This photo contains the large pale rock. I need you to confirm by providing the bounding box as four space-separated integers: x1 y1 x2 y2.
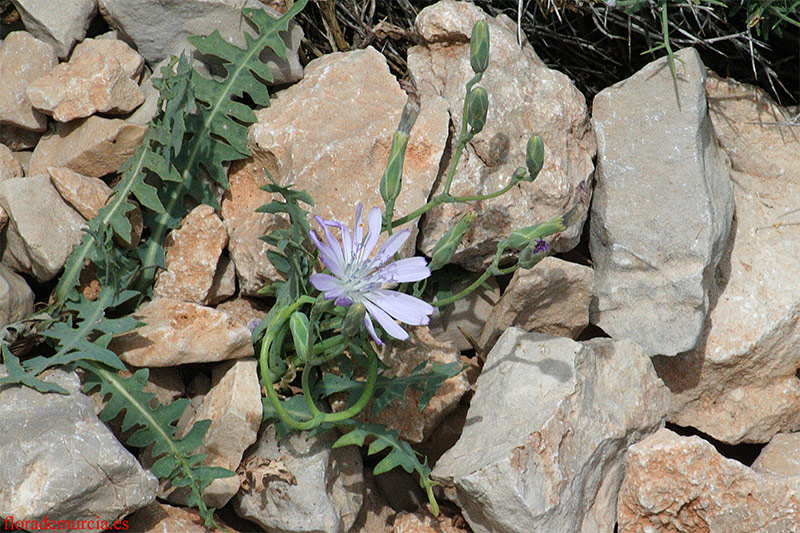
432 328 670 533
10 0 96 58
154 205 229 305
235 426 365 533
0 175 87 282
652 74 800 444
479 256 593 351
159 358 261 508
0 263 33 327
27 44 144 122
30 116 146 177
0 367 157 532
752 433 800 477
0 143 24 181
73 37 145 81
393 512 469 533
126 501 219 533
590 48 734 356
618 428 800 532
47 166 113 220
232 47 449 294
99 0 303 84
429 276 500 352
110 298 253 367
410 1 595 270
0 31 57 131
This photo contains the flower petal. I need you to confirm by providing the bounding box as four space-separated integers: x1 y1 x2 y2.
353 203 364 248
309 273 341 292
372 256 430 284
308 229 345 277
364 289 433 326
362 312 384 345
359 207 382 262
317 215 346 268
363 299 409 341
368 229 410 269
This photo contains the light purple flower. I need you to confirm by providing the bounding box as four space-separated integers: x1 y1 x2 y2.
308 204 433 345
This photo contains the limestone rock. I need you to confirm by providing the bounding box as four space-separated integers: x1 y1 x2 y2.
126 501 221 533
0 367 157 531
10 0 96 58
154 205 229 305
0 175 87 282
752 433 800 477
235 426 365 533
0 263 34 327
72 37 145 81
410 1 595 270
429 276 499 352
206 254 236 305
432 328 670 533
618 428 800 532
110 298 253 367
235 47 448 293
98 0 303 85
27 43 144 122
651 75 800 444
0 31 57 131
393 512 469 533
30 116 146 177
480 256 593 351
159 358 261 508
0 143 23 181
590 48 734 356
47 166 113 220
213 296 268 332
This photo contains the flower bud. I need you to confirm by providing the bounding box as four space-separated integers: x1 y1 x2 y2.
380 131 410 209
502 215 567 251
518 239 549 269
289 311 310 361
525 134 545 179
470 20 490 74
429 212 477 271
342 302 367 338
466 86 489 134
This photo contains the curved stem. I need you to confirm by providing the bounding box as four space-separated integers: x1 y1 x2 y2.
301 364 323 418
318 349 378 423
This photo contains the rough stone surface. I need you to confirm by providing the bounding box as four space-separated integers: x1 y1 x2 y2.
0 367 157 532
10 0 96 58
0 175 87 282
47 166 113 220
213 296 268 332
752 433 800 477
126 501 222 533
429 276 500 352
235 426 365 533
27 44 144 122
206 253 236 305
590 48 734 357
234 47 448 293
0 31 57 131
98 0 303 85
0 263 34 328
480 257 593 351
432 328 670 533
158 358 261 508
154 205 229 305
410 1 595 270
651 74 800 444
0 143 24 181
30 116 146 178
618 428 800 532
72 37 145 81
393 512 469 533
110 298 254 367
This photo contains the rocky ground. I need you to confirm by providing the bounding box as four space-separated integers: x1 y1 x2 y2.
0 0 799 532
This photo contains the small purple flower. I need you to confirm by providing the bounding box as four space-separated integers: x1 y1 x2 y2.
308 204 433 345
533 239 549 254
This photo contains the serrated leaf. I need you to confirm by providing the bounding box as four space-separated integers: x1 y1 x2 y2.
0 345 68 394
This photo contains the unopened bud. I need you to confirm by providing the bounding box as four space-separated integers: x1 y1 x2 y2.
380 131 410 208
466 86 489 134
502 215 567 251
525 134 545 179
342 303 367 338
470 20 490 74
429 212 477 271
518 239 549 269
289 311 310 361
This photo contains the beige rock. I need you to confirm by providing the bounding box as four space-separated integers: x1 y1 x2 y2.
753 433 800 477
206 254 236 305
214 296 269 333
0 144 24 181
239 47 449 293
0 31 57 131
30 116 146 178
393 512 469 533
0 175 87 281
349 471 396 533
0 263 34 328
47 166 113 220
154 205 229 305
371 326 469 443
162 358 261 508
72 37 145 81
652 75 800 444
11 150 32 176
410 1 595 270
27 48 144 122
429 276 499 352
618 428 800 532
479 257 593 351
110 298 253 367
126 501 222 533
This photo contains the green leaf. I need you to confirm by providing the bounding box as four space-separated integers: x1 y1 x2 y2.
0 345 68 394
